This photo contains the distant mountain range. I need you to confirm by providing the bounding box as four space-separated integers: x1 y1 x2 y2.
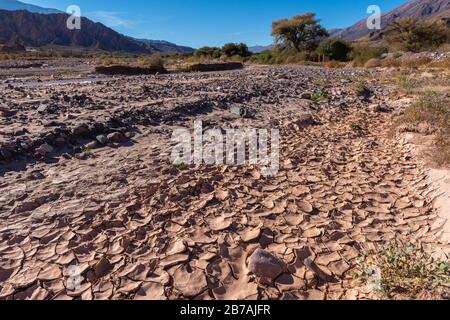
248 45 274 53
132 39 195 54
328 0 449 40
0 0 194 54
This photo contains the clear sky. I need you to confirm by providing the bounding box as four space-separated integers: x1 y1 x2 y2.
26 0 409 48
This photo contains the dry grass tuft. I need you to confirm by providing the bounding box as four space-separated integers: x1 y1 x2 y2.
397 91 450 166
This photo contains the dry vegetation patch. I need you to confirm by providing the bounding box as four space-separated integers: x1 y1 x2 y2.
354 239 449 299
396 91 450 166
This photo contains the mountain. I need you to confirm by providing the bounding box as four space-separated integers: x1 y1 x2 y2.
0 0 61 14
0 10 151 53
330 0 450 41
0 9 194 54
249 45 274 53
132 39 195 54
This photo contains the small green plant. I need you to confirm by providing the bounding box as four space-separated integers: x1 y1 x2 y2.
81 146 94 156
312 87 328 102
396 75 415 93
353 80 371 97
172 161 187 171
353 239 450 298
350 122 364 131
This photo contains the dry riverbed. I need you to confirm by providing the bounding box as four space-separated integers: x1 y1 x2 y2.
0 64 448 300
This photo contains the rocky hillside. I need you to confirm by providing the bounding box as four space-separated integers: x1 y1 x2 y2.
0 9 193 54
329 0 450 40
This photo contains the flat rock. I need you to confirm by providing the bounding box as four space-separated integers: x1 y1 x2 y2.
247 249 286 279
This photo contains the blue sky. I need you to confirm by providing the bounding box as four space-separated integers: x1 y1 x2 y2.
26 0 408 48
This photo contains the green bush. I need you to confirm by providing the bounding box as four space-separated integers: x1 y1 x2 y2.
250 47 309 65
222 43 252 58
194 46 222 59
317 39 352 61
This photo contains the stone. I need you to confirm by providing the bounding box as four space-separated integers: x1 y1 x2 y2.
37 105 47 113
293 113 316 127
107 132 126 143
85 141 98 150
96 135 108 145
36 143 53 156
247 249 286 279
173 266 207 298
94 257 113 278
300 92 312 100
72 124 90 136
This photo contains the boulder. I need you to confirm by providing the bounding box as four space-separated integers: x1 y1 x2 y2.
107 132 126 143
247 249 286 279
36 143 53 156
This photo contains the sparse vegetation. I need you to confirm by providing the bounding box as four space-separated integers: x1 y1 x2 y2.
312 87 328 102
397 91 450 166
172 161 187 171
350 122 364 132
193 43 252 62
385 18 450 52
354 239 449 298
316 39 352 61
396 75 416 94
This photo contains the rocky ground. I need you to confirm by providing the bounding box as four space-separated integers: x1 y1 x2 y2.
0 65 448 300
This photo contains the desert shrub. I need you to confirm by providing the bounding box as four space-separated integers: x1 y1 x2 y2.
194 46 222 59
403 91 449 131
250 48 309 65
350 45 388 66
354 239 449 298
317 39 352 61
385 18 450 52
144 55 165 68
250 50 276 64
399 91 450 166
222 43 252 58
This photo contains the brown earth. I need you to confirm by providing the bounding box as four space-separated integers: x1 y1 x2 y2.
0 65 448 300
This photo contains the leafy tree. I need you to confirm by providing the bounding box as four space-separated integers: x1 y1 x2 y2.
384 18 449 52
272 13 328 51
222 43 252 57
317 39 352 61
194 46 222 59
